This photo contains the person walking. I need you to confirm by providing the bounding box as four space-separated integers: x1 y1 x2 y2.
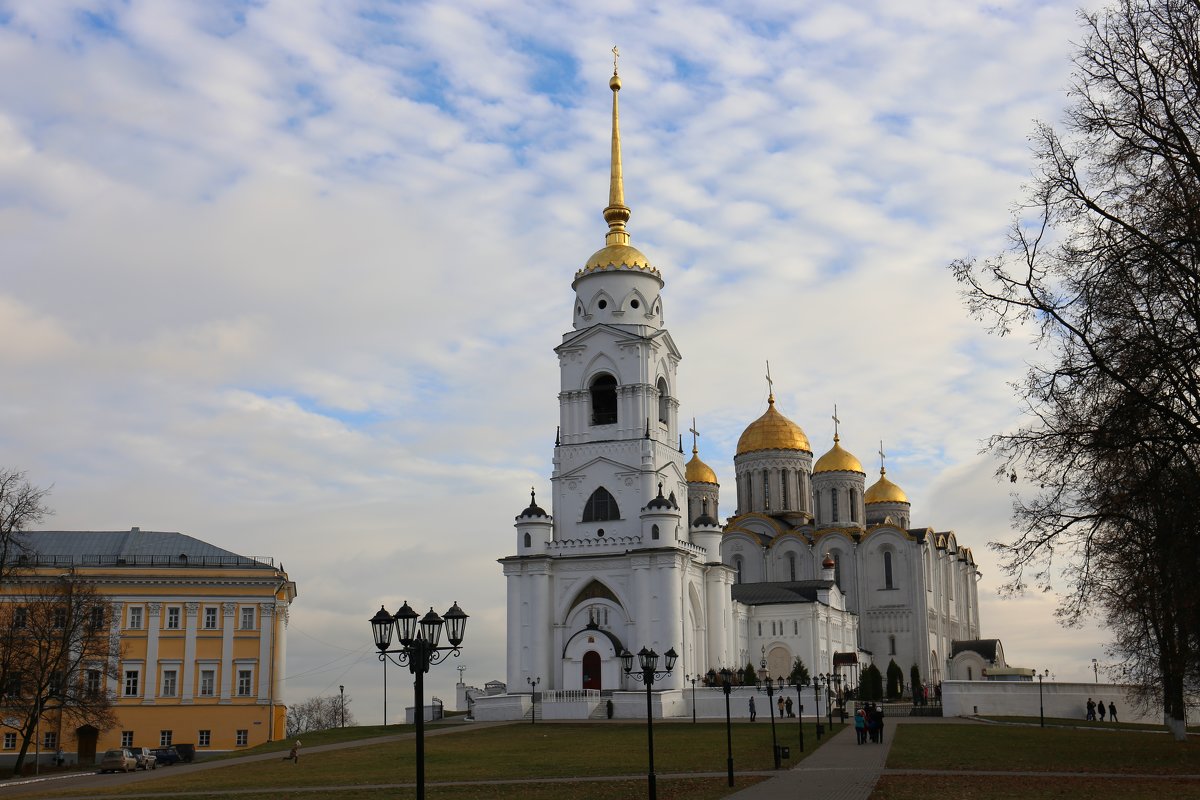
1097 700 1106 721
785 696 794 717
1108 701 1118 722
1086 698 1096 720
875 704 886 744
748 696 756 722
854 708 866 744
777 695 785 718
284 740 301 764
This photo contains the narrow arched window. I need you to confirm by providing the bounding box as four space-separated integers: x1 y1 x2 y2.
651 524 660 540
734 556 744 584
590 374 618 425
781 470 789 509
582 487 620 522
763 470 770 510
831 489 839 521
657 377 669 424
788 552 797 581
523 533 531 547
833 552 842 588
849 489 858 522
884 550 894 589
889 635 896 655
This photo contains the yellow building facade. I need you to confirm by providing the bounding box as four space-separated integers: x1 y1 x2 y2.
3 529 296 765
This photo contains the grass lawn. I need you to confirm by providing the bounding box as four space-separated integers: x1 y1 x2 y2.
888 722 1199 774
34 721 817 799
981 716 1200 734
873 775 1199 800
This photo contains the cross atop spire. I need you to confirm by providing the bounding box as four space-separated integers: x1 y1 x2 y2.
689 417 700 454
832 404 841 441
612 45 619 75
765 361 775 403
878 440 887 474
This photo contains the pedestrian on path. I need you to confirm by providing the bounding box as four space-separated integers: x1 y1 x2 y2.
854 708 866 744
785 696 794 717
777 695 785 718
1108 701 1118 722
284 741 301 764
1098 700 1106 721
1086 698 1096 720
749 696 756 721
875 705 886 744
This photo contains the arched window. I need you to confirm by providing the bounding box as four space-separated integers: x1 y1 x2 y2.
849 489 858 522
582 487 620 522
590 374 618 425
889 635 896 655
651 524 660 540
884 550 894 589
734 556 744 584
831 489 839 521
523 533 531 547
788 552 797 581
762 470 770 510
781 470 789 509
657 377 669 424
832 552 842 588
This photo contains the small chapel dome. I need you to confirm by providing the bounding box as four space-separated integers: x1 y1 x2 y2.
579 243 657 276
736 395 811 455
813 435 865 474
644 483 677 511
865 468 909 505
685 446 718 484
822 552 836 569
516 488 549 520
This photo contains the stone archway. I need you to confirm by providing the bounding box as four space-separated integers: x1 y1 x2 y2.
767 645 791 680
75 725 99 765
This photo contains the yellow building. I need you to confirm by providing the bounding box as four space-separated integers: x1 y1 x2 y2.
3 528 296 765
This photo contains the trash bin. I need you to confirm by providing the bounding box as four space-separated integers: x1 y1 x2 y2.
780 746 790 759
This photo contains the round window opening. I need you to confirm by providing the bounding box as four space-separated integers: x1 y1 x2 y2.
630 299 640 309
576 305 582 315
597 299 607 310
597 528 605 537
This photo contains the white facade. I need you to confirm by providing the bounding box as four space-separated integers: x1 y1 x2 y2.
498 71 990 712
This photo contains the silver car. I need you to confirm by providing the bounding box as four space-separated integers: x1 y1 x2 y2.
98 748 136 773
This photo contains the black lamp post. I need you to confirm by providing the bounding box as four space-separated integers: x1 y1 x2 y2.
1037 668 1048 727
686 674 699 723
813 675 825 739
833 672 843 722
527 676 540 725
824 673 834 730
370 600 467 800
622 645 678 800
339 684 345 728
719 668 734 787
757 657 781 770
792 675 805 752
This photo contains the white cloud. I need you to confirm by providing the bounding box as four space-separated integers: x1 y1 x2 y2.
0 0 1115 718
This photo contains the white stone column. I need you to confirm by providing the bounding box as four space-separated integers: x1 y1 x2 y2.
504 566 523 688
530 565 552 689
143 602 161 704
220 602 236 703
182 602 198 703
257 603 275 702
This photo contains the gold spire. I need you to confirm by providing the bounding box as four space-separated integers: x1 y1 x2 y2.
603 45 630 246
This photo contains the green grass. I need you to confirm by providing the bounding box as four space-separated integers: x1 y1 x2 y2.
887 723 1200 774
874 775 1200 800
981 715 1200 733
36 721 819 798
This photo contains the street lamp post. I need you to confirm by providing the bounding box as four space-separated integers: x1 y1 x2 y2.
1092 658 1098 683
527 676 540 725
370 601 468 800
339 684 345 728
1038 669 1048 727
792 676 805 753
719 668 735 787
824 673 834 730
622 645 678 800
813 675 825 739
686 674 699 723
757 658 781 770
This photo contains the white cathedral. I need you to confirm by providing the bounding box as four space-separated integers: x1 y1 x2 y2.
492 66 996 715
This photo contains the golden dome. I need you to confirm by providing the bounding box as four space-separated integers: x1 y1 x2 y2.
813 435 864 474
685 446 718 484
578 243 659 275
865 468 909 504
736 396 811 455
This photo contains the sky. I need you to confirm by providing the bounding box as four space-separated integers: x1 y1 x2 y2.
1 0 1113 722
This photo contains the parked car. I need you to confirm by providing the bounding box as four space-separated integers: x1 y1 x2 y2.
130 747 156 770
173 743 196 763
98 748 137 773
152 745 181 766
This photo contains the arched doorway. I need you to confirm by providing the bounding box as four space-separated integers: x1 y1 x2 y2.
767 646 791 680
76 725 99 765
582 651 602 690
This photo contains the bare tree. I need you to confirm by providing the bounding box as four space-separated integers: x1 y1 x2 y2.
951 0 1200 739
0 470 52 584
285 693 357 737
0 578 120 775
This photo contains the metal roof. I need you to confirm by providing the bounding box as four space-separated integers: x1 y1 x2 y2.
731 580 835 606
13 530 274 569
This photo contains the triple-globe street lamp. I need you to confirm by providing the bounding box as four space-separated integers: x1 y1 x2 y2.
1037 668 1050 727
370 601 468 800
622 646 678 800
791 674 805 753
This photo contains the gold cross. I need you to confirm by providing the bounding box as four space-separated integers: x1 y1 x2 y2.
832 404 840 438
612 46 620 75
765 361 774 399
878 441 886 471
689 417 700 452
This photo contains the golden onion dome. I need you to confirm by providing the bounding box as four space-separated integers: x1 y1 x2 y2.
576 243 661 280
813 435 864 474
736 396 811 455
865 468 909 504
685 446 719 484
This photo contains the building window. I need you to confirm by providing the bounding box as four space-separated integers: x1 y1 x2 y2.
589 374 618 425
200 669 215 697
162 669 178 697
198 730 211 747
651 524 659 540
12 606 27 628
124 670 140 697
240 607 255 630
762 470 770 510
523 532 531 547
889 635 896 655
128 607 143 629
657 377 669 424
831 489 839 521
833 552 842 588
236 729 248 747
237 669 253 696
757 622 762 636
43 731 57 749
884 551 894 589
89 606 106 631
204 607 219 629
850 489 859 522
788 552 796 581
3 732 15 749
794 620 798 635
86 669 102 695
734 556 744 584
160 730 173 747
52 608 66 628
581 487 620 522
166 607 181 629
121 731 134 748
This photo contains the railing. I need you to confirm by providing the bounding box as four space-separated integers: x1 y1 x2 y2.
542 689 600 703
10 553 275 568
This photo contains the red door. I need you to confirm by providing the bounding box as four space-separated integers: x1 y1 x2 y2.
582 651 602 690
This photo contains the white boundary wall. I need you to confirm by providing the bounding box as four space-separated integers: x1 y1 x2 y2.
942 680 1159 724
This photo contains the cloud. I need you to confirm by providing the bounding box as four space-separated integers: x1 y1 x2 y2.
1 0 1113 717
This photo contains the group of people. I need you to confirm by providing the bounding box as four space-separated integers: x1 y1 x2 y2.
1086 698 1118 722
747 694 799 721
853 704 885 744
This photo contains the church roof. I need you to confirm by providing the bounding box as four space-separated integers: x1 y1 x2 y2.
15 530 273 568
685 446 718 484
731 580 836 606
736 395 811 455
813 436 864 474
865 467 909 504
